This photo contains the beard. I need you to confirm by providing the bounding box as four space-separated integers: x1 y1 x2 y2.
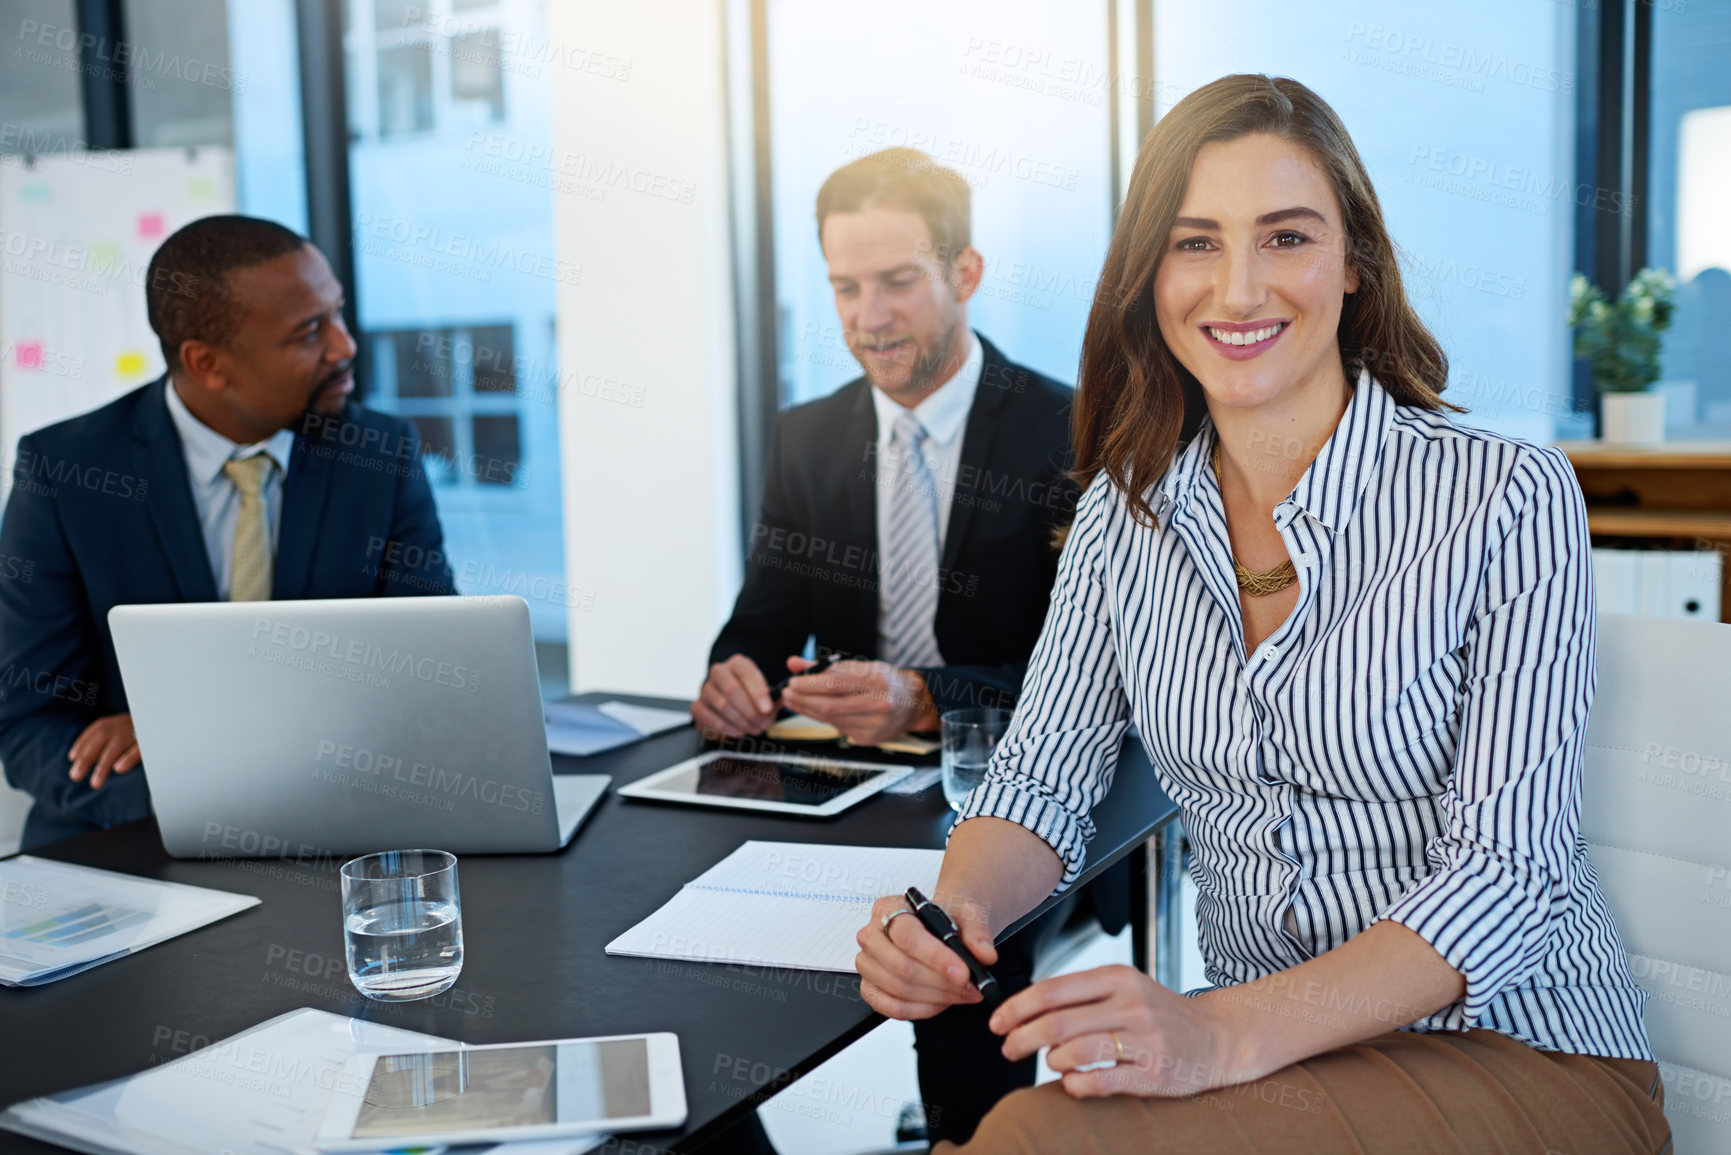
305 363 355 416
856 314 963 400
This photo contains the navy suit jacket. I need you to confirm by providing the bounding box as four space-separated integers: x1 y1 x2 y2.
0 377 456 846
710 335 1078 713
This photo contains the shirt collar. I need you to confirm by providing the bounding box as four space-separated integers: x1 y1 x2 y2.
1285 367 1393 532
164 379 296 487
1157 367 1394 534
869 329 984 446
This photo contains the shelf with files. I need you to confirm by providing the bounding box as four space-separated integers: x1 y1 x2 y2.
1556 441 1731 623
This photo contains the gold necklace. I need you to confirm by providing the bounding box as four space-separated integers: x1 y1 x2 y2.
1211 441 1298 597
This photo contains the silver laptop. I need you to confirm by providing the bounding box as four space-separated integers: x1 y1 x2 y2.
108 596 609 858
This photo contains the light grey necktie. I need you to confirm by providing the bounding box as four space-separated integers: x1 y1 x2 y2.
880 411 944 667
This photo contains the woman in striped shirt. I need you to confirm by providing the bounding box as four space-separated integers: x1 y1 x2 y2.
853 75 1668 1153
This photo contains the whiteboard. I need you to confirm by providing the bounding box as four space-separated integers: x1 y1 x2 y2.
0 147 236 460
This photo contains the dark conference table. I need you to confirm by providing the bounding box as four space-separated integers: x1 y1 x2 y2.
0 695 1178 1154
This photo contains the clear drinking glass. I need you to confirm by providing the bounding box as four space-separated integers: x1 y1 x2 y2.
341 849 463 1001
941 708 1012 812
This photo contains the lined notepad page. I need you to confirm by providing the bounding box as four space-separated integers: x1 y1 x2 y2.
605 841 945 972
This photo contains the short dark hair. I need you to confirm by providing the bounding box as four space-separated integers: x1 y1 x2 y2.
815 148 972 265
145 214 309 370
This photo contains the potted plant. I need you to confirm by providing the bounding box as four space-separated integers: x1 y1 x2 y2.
1568 268 1676 443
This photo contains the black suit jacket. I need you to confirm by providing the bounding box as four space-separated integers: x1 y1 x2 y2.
0 377 456 845
711 335 1078 712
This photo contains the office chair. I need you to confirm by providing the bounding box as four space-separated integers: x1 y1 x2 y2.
1583 613 1731 1154
853 611 1731 1154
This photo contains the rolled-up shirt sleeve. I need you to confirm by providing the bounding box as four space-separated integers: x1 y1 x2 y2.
954 476 1131 888
1374 446 1595 1027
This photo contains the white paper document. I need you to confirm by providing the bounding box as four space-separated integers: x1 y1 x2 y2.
595 700 689 737
0 856 259 987
882 767 944 795
605 841 945 972
0 1007 607 1155
544 699 690 757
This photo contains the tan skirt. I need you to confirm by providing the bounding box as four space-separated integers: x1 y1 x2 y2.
935 1028 1669 1155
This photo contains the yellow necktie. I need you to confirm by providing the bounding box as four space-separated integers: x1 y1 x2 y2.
223 455 275 602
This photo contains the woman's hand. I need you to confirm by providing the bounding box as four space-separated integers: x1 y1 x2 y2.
991 964 1242 1099
854 893 995 1020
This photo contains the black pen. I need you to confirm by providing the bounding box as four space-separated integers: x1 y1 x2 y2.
768 655 837 700
905 886 1001 1007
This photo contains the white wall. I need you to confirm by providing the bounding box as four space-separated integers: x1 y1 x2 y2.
548 1 742 698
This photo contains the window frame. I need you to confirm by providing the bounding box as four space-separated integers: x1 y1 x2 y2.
369 323 525 491
1572 0 1655 430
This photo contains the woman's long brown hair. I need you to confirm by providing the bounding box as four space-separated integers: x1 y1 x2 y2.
1074 74 1458 526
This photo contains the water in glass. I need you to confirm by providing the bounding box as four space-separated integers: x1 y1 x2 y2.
344 897 463 1000
941 708 1012 813
942 753 992 811
341 849 463 1002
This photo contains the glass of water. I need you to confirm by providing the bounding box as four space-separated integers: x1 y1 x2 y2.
941 708 1012 813
340 849 463 1002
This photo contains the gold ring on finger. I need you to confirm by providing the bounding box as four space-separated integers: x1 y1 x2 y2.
1111 1030 1127 1063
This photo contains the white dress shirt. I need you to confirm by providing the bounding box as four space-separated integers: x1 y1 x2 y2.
164 382 296 600
870 330 983 650
961 372 1652 1062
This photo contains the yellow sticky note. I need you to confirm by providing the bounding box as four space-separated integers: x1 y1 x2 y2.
187 177 216 201
116 351 147 377
88 242 120 272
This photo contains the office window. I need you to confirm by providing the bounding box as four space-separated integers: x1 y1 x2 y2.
4 0 308 227
765 0 1113 406
0 0 267 158
348 0 507 140
377 43 435 137
370 324 525 489
451 32 506 121
123 0 237 148
0 0 83 155
374 0 420 30
471 323 517 392
344 0 570 659
1648 4 1731 433
1152 0 1577 445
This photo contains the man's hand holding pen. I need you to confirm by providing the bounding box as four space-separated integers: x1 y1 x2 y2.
692 652 940 743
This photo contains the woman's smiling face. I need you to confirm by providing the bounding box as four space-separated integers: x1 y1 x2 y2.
1153 132 1360 414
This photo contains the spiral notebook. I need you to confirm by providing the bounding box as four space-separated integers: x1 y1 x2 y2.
605 841 945 973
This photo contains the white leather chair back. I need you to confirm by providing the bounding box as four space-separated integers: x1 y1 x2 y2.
1583 613 1731 1153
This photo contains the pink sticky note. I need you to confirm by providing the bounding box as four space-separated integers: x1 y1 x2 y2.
15 341 44 370
138 212 165 240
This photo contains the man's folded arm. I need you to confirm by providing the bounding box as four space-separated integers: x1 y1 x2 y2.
0 435 150 826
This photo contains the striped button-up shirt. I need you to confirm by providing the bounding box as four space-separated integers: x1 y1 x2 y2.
960 372 1652 1060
